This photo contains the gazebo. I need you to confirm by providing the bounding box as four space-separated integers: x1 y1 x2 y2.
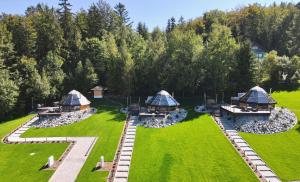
238 86 276 110
146 90 180 113
60 90 91 112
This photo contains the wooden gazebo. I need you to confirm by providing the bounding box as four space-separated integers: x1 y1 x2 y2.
60 90 91 112
238 86 276 110
146 90 180 113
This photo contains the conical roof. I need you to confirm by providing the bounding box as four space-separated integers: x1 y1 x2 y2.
61 90 91 106
239 86 276 104
146 90 180 107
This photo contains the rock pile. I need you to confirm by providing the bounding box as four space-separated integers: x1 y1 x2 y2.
232 107 297 134
31 108 96 128
138 109 188 128
194 105 210 113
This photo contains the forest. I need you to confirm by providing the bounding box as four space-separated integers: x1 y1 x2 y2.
0 0 300 118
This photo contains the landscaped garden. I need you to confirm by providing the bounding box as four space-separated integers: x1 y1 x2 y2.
0 100 125 182
129 112 258 182
0 115 68 182
241 90 300 181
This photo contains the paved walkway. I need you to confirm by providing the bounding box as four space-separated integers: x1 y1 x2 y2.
214 117 281 182
113 116 137 182
49 137 97 182
5 117 97 182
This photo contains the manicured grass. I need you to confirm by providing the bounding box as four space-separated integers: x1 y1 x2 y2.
0 115 68 182
129 113 258 182
241 90 300 181
23 101 125 181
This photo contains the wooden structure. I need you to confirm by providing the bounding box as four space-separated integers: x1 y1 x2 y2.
91 86 103 99
146 90 180 113
238 86 276 110
221 86 276 119
60 90 91 112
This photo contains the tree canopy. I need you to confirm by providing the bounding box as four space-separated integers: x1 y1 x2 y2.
0 0 299 119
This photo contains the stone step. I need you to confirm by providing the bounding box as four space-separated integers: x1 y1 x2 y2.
245 151 257 156
128 126 136 128
124 139 135 143
240 147 253 152
127 129 136 132
259 171 277 177
113 177 127 182
233 139 246 143
115 172 128 178
121 151 132 156
123 143 134 147
251 159 265 166
126 132 136 135
236 143 249 147
230 136 242 139
256 165 271 171
226 129 237 132
118 160 130 166
122 147 133 151
264 177 281 182
247 155 260 160
120 156 131 161
125 135 135 139
116 165 130 172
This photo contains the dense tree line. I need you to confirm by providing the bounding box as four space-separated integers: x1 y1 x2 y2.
0 0 299 119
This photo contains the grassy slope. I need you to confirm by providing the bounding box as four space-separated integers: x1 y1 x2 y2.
23 103 125 181
129 114 257 182
0 115 68 182
241 90 300 181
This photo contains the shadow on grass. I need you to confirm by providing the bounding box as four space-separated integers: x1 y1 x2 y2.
294 124 300 134
159 153 174 181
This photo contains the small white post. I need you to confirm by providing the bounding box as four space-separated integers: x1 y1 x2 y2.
100 156 104 168
48 156 54 167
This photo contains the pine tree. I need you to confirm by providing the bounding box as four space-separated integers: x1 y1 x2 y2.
114 3 132 27
166 19 171 33
170 17 176 31
58 0 73 40
137 22 149 39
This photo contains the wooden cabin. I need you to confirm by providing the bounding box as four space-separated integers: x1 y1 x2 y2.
91 86 103 99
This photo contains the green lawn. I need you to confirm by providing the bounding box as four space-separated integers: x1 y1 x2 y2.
241 90 300 181
129 113 258 182
23 101 125 182
0 115 68 182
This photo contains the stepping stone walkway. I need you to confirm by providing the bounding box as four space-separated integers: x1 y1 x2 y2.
113 116 137 182
214 117 281 182
4 117 98 182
